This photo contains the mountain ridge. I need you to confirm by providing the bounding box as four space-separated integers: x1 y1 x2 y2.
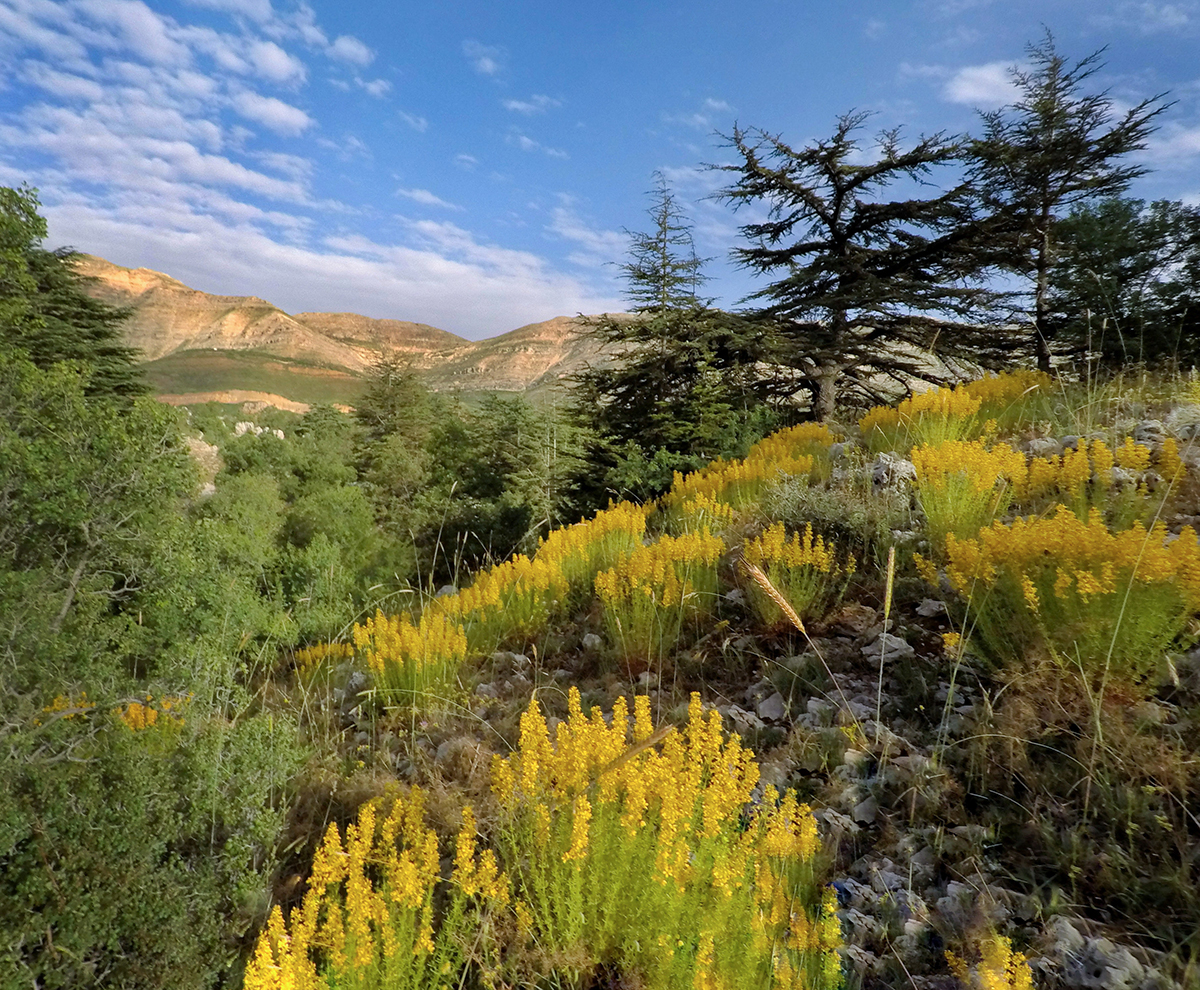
74 254 618 403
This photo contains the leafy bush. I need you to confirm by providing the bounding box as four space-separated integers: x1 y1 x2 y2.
0 692 301 989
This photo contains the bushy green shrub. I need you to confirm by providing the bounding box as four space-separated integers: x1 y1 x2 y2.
0 690 303 989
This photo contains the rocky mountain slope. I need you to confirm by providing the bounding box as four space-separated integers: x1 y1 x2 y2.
75 255 614 403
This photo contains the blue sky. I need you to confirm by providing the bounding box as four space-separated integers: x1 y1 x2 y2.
1 0 1198 339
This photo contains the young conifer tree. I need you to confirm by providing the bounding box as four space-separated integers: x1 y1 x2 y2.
572 173 775 500
967 32 1172 372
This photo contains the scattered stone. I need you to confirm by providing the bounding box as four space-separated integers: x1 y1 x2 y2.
756 691 788 722
475 682 499 699
915 598 947 618
1061 434 1081 451
852 796 878 826
807 697 835 719
744 678 774 706
722 704 766 733
1134 420 1166 444
723 587 745 603
552 669 572 682
871 452 918 491
861 632 916 663
435 584 457 598
828 602 879 637
1061 935 1147 990
816 808 861 836
581 632 602 651
1025 436 1064 458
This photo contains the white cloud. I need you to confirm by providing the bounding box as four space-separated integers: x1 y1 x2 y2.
0 0 625 336
397 110 428 132
246 39 305 83
21 61 106 102
502 94 561 114
231 90 312 135
462 39 503 76
661 110 712 131
396 187 462 210
185 0 276 23
1092 2 1196 33
702 97 732 113
864 18 886 38
317 133 370 160
942 61 1019 107
74 0 191 67
1147 124 1200 163
328 34 372 66
454 153 478 170
547 200 626 269
251 149 312 180
508 131 568 159
358 77 390 97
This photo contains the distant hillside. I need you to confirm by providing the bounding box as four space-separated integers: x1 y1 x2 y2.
75 255 617 406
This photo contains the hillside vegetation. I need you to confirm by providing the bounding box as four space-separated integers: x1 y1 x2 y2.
5 33 1200 990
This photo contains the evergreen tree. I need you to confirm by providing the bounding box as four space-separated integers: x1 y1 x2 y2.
0 185 145 397
1048 197 1200 366
967 32 1171 372
716 113 991 420
572 173 777 501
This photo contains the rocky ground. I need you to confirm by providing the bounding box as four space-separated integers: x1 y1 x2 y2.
282 414 1200 990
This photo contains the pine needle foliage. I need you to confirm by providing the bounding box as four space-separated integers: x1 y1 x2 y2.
715 113 995 420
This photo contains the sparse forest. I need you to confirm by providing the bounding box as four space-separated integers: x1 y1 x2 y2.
5 34 1200 990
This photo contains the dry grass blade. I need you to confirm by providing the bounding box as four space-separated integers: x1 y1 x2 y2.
738 556 865 740
741 559 806 634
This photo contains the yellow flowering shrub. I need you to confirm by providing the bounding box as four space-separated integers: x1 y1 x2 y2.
295 642 355 684
1011 438 1159 527
961 369 1055 433
35 691 95 725
927 505 1200 681
594 529 725 664
352 609 468 702
432 552 568 652
1158 435 1187 487
113 693 189 732
491 690 842 990
668 454 818 513
946 934 1034 990
911 440 1027 548
673 490 737 535
742 522 855 628
859 384 983 452
664 423 831 517
243 788 505 990
536 499 653 589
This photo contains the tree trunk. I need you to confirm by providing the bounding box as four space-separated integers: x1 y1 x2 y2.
812 364 839 422
1034 215 1053 373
